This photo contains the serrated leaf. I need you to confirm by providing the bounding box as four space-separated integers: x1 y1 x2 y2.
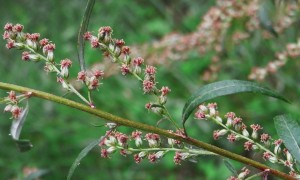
223 159 238 176
182 80 289 131
67 137 103 180
77 0 95 71
274 114 300 162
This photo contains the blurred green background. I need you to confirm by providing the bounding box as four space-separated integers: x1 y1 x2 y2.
1 0 300 179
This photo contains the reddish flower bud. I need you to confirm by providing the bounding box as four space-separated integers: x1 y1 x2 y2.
4 23 13 31
39 38 49 47
121 46 130 55
77 71 86 81
13 24 23 32
120 64 130 75
94 70 104 78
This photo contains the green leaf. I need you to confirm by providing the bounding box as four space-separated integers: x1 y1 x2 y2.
25 169 49 180
223 159 238 176
274 114 300 162
258 0 278 37
182 80 289 131
67 138 103 180
10 101 32 152
14 139 33 152
10 101 29 140
77 0 95 71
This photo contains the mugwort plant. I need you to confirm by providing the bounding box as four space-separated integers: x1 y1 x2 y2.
1 1 300 180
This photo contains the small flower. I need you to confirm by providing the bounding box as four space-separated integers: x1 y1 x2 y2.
91 37 100 48
227 133 237 142
11 105 22 119
132 130 143 147
273 139 282 155
206 103 217 116
121 46 130 55
77 71 86 81
39 38 49 47
4 23 13 31
3 31 10 40
43 43 55 61
145 133 160 147
250 124 263 139
263 152 277 163
195 111 206 119
115 132 129 147
133 57 144 66
101 149 109 158
88 76 99 90
148 153 157 163
145 65 156 76
173 151 182 165
134 154 142 163
120 64 130 75
6 40 15 49
13 24 23 32
21 51 39 61
83 31 92 40
213 129 228 140
160 86 171 96
260 133 271 144
145 103 152 110
238 167 250 179
115 39 125 48
225 112 235 127
94 70 104 79
8 91 17 102
142 79 155 93
98 26 112 43
244 141 253 151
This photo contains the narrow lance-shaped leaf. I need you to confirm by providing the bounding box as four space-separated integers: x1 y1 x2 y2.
77 0 95 71
67 137 104 180
274 114 300 162
182 80 289 132
10 101 33 152
223 159 238 176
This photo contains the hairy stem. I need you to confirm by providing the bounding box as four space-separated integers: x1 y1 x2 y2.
0 81 295 180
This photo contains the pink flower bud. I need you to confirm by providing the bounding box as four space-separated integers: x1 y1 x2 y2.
4 23 13 31
77 71 86 81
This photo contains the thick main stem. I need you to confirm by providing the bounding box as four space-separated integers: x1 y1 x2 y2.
0 82 295 180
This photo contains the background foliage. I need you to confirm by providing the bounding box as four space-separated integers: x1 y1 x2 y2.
1 0 300 179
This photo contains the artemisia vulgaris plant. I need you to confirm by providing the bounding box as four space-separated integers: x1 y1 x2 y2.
1 6 300 180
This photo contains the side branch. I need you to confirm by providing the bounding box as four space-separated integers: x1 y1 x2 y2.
0 82 294 180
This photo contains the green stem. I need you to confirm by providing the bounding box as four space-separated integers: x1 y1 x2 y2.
0 81 295 180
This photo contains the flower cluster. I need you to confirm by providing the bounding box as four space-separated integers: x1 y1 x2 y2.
83 26 175 127
249 38 300 81
3 23 96 106
99 128 205 165
3 90 32 119
194 103 300 177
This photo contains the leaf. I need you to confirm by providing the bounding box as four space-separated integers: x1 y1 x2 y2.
258 0 278 37
25 169 49 180
10 102 29 140
182 80 289 131
77 0 95 71
14 139 33 152
67 137 103 180
274 114 300 162
10 101 33 152
223 159 238 176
